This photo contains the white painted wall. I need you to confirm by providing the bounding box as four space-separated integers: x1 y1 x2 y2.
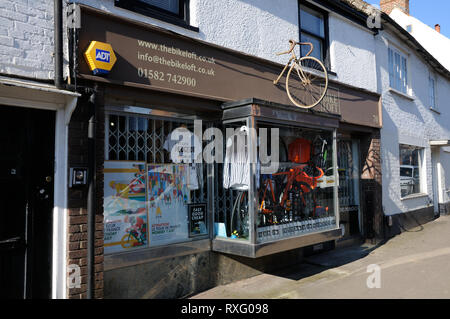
0 0 55 79
328 12 377 92
389 8 450 210
375 29 450 216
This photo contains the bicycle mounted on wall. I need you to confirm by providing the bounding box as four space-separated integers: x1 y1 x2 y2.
274 40 329 109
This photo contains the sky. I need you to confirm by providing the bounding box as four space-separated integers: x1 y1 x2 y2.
372 0 450 39
410 0 450 38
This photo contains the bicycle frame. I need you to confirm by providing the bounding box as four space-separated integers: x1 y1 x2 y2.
273 40 314 86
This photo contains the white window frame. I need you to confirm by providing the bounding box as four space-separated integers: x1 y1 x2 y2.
429 73 438 111
388 46 409 95
399 144 426 198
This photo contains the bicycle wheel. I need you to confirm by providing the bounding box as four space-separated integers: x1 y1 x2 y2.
120 233 138 249
293 181 317 218
286 56 328 109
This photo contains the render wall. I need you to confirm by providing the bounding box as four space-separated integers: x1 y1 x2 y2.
328 12 377 92
375 29 450 216
390 8 450 72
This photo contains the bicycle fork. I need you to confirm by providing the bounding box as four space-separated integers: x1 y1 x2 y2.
273 56 294 85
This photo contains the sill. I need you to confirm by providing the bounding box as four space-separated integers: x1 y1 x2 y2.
401 193 428 201
212 228 341 258
104 238 210 271
327 70 337 77
149 17 199 33
114 1 199 33
389 88 414 101
430 107 441 115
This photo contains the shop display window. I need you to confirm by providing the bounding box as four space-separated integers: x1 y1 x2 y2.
103 111 208 254
214 112 339 254
256 123 336 243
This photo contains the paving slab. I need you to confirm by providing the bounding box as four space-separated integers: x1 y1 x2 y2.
191 215 450 299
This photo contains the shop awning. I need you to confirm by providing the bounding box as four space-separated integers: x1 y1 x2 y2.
430 140 450 147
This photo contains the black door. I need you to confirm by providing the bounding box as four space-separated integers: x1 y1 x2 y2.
0 105 55 299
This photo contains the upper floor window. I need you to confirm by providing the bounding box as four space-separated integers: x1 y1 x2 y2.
429 74 437 110
299 4 329 66
115 0 198 31
388 47 408 94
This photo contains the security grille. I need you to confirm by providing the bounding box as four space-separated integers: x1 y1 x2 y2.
105 113 207 204
214 162 240 224
338 140 357 209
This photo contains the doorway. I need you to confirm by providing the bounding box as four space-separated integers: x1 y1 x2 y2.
338 139 362 239
0 105 55 299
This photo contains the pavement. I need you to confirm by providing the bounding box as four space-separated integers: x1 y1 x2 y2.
191 215 450 299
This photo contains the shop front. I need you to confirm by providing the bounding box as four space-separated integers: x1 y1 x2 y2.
71 4 382 298
212 99 341 258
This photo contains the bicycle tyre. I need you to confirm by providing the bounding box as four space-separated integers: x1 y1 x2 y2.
120 233 138 249
286 56 328 109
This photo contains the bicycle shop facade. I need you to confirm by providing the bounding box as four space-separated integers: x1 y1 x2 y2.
69 4 382 298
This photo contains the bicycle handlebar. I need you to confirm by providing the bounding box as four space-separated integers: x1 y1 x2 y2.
275 40 314 57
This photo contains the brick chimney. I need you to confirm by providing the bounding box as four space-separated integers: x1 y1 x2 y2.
380 0 410 15
435 24 441 33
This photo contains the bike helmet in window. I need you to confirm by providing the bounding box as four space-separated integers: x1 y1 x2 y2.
288 138 311 163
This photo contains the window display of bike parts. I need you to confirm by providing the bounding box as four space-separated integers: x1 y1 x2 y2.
258 134 332 227
258 178 327 227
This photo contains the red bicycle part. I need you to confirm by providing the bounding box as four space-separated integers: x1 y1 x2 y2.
259 179 276 211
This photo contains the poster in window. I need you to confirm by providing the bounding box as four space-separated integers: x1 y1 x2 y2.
103 161 148 254
147 164 190 246
188 203 208 237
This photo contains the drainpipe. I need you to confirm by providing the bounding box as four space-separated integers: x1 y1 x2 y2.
54 0 64 89
87 88 97 299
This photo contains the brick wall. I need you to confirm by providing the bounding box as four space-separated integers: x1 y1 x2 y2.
67 90 105 299
0 0 55 79
380 0 410 15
